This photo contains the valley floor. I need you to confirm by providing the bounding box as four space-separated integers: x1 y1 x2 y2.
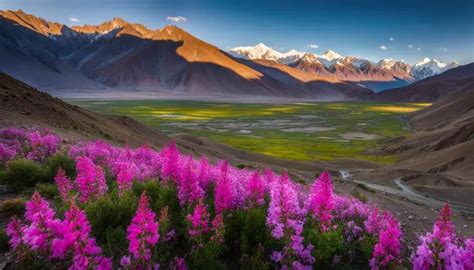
69 99 429 163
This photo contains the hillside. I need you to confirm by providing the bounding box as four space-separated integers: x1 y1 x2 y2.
0 10 371 99
379 85 474 203
375 63 474 102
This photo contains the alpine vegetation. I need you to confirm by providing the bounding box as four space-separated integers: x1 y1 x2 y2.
1 128 472 269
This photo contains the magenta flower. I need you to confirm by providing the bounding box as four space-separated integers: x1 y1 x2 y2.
307 170 334 231
117 162 134 194
411 203 472 270
369 213 402 269
127 192 159 262
247 171 265 205
54 168 73 202
178 155 204 206
51 201 111 269
6 217 25 250
160 141 179 181
75 156 108 203
186 200 210 238
214 161 234 214
197 156 211 191
0 142 17 165
23 192 62 252
26 130 61 161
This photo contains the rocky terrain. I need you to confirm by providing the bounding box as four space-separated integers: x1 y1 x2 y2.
375 63 474 102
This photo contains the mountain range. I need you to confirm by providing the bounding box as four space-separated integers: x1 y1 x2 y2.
229 43 458 90
0 9 464 100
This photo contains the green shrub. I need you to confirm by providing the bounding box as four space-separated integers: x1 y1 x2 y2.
85 193 137 258
0 159 46 192
35 183 59 199
0 229 10 252
43 153 76 181
303 218 344 269
0 197 26 217
188 242 225 270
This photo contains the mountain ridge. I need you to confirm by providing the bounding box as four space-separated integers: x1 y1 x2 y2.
229 43 458 87
0 9 371 99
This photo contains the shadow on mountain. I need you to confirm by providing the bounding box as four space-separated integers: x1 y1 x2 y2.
0 14 374 99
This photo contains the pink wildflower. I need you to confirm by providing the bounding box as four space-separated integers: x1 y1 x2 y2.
160 141 179 181
247 171 265 205
6 217 25 250
307 170 334 231
75 156 108 203
214 161 234 214
411 203 469 270
186 200 210 238
127 192 159 262
370 213 402 269
177 155 204 206
55 168 73 202
23 192 61 252
117 162 134 194
51 201 111 269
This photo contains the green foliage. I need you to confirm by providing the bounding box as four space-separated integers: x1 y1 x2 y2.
304 218 344 269
132 181 181 227
0 229 10 252
0 197 26 218
0 159 46 192
188 242 225 270
85 192 137 258
35 183 58 199
43 153 76 181
239 244 271 270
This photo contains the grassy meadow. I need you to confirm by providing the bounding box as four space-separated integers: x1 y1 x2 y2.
70 100 429 163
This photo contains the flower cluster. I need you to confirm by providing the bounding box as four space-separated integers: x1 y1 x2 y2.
1 128 432 269
123 192 160 266
0 128 60 164
411 203 473 270
75 156 108 203
6 192 111 269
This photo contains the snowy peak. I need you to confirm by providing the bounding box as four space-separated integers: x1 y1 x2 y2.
229 43 304 64
411 58 457 80
322 50 343 61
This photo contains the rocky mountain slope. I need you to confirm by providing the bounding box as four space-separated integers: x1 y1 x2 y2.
0 10 370 99
378 82 474 203
375 63 474 102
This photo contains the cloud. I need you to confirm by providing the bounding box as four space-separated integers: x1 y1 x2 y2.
69 17 80 23
380 45 387 50
408 44 413 48
417 47 422 51
167 16 187 23
440 47 448 51
389 37 394 41
307 44 319 49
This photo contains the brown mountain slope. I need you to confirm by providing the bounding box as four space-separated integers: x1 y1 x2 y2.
379 85 474 203
0 10 372 99
375 63 474 102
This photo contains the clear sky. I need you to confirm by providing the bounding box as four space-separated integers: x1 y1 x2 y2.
1 0 473 65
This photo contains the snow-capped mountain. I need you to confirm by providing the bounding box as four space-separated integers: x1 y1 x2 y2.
229 43 458 85
411 57 458 80
229 43 305 64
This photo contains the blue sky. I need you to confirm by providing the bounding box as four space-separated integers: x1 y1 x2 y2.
1 0 473 65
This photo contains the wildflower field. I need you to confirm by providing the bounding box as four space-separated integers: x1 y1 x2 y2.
0 128 472 269
70 100 430 163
